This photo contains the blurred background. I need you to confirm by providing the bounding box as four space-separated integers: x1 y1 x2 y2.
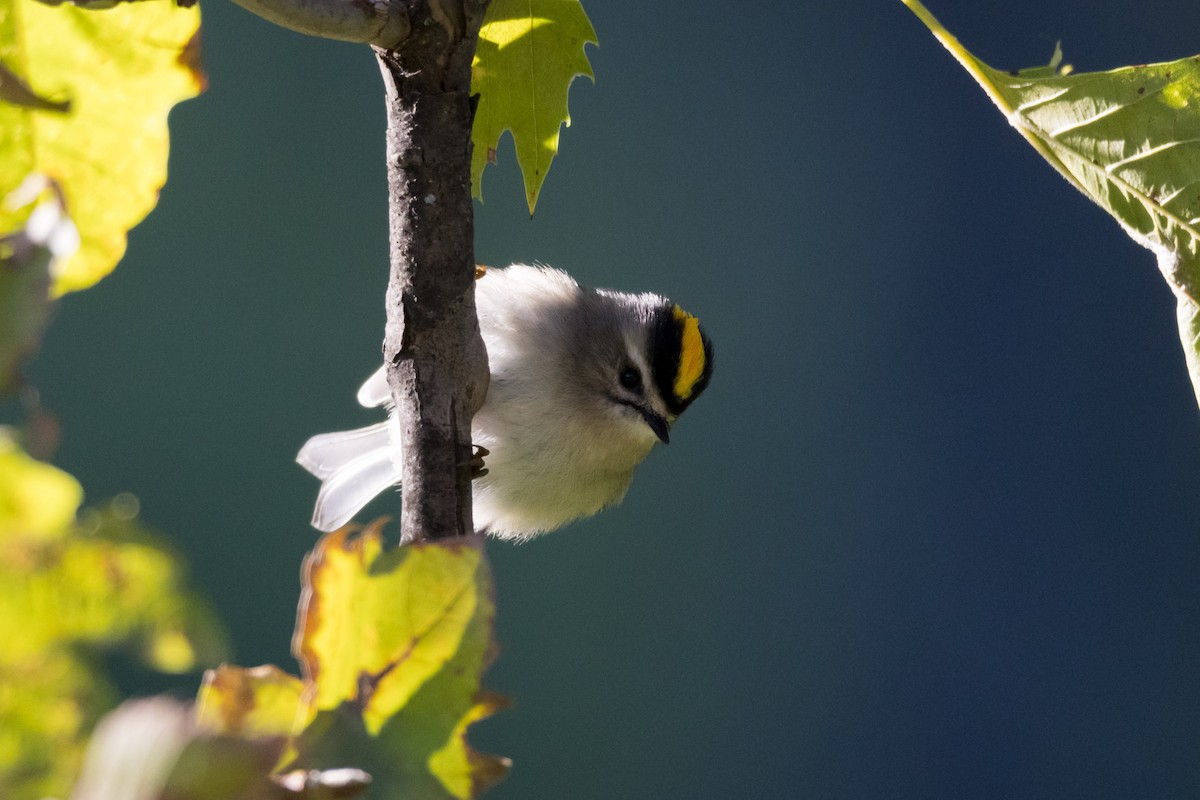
23 0 1200 796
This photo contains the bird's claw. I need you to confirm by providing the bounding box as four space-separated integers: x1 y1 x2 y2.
465 444 489 479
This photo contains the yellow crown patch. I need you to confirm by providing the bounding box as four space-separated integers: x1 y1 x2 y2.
672 305 706 400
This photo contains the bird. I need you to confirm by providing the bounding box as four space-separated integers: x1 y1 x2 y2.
296 263 713 541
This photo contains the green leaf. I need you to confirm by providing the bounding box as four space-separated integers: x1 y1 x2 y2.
903 0 1200 410
0 0 204 294
471 0 597 214
198 524 510 800
293 527 509 798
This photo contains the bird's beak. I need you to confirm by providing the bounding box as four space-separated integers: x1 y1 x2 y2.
641 409 670 444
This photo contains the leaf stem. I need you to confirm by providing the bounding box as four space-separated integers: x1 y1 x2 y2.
899 0 1089 198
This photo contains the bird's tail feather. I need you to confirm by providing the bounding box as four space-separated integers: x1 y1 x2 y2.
296 422 399 532
296 421 390 479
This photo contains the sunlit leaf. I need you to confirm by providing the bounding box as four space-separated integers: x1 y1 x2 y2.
903 0 1200 410
294 525 508 799
0 428 80 539
0 60 68 112
296 527 481 732
0 442 227 799
0 649 108 800
471 0 596 214
0 0 204 294
205 524 509 800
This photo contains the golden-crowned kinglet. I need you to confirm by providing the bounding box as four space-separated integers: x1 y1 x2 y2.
297 264 713 540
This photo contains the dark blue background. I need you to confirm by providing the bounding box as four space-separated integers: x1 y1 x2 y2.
26 1 1200 797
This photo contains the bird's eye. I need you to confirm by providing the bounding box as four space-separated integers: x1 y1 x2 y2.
619 367 642 392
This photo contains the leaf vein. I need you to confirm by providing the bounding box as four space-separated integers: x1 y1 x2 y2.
1013 86 1072 114
1104 138 1200 173
1020 114 1200 293
1044 101 1128 137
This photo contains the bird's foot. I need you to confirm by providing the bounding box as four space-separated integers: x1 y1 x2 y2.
464 444 489 479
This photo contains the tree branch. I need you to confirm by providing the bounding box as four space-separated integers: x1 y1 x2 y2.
224 0 411 47
374 0 490 542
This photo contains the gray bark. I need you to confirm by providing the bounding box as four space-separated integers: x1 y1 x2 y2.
374 1 490 541
221 0 491 540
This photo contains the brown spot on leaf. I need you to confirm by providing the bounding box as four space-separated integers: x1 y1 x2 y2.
177 31 207 93
203 665 258 734
466 690 514 796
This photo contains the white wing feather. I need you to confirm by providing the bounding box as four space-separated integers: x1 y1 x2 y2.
296 419 399 531
295 421 391 479
310 446 400 532
356 367 390 408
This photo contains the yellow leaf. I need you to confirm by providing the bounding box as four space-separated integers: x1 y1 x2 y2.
146 628 198 675
0 0 204 294
205 524 510 797
294 525 484 736
196 664 307 740
0 430 81 540
0 474 228 798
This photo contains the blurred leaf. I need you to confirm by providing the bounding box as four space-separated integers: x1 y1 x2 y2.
0 649 112 800
273 767 371 798
0 428 80 538
903 0 1200 411
0 439 227 800
0 179 77 395
17 396 62 460
69 697 284 800
470 0 596 214
160 732 283 800
0 0 203 294
200 524 509 800
69 697 195 800
197 664 306 741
